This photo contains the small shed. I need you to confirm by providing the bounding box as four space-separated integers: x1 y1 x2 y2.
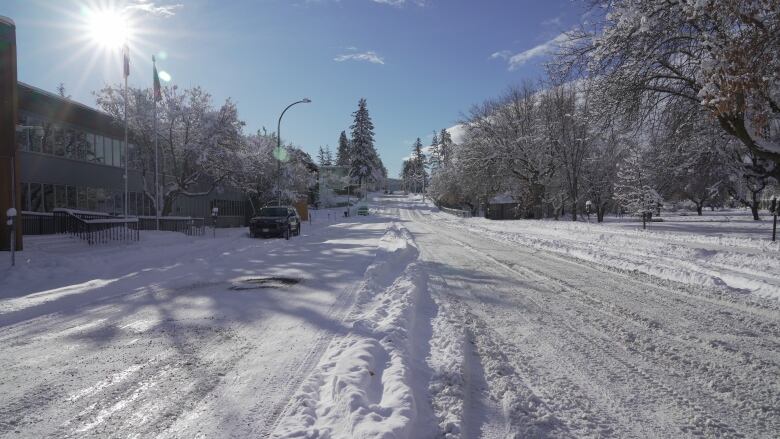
486 193 522 220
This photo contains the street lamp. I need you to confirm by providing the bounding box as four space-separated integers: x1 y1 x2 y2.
771 195 778 242
276 98 311 206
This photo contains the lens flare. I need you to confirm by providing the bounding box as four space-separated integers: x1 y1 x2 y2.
86 8 132 49
158 70 172 82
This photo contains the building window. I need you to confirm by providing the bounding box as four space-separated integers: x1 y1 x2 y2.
53 126 66 157
55 185 67 208
17 124 30 152
113 139 122 167
77 187 87 210
66 185 77 208
86 132 96 162
43 184 54 212
86 187 96 211
104 136 113 165
94 135 105 164
42 125 54 154
21 183 30 211
30 183 43 212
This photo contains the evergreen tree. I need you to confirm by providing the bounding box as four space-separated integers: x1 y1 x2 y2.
324 146 334 166
429 130 441 173
336 131 350 167
349 98 378 186
317 146 328 167
410 137 428 193
439 128 453 166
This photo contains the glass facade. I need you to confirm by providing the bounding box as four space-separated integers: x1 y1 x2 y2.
20 181 127 213
18 112 127 168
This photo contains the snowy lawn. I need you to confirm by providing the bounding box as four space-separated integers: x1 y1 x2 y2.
0 212 392 437
426 206 780 300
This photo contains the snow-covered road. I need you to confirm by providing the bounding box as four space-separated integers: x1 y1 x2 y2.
2 196 779 438
393 196 780 438
0 215 389 438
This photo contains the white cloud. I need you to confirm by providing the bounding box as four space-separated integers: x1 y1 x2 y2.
371 0 426 6
334 50 385 65
125 1 182 17
490 50 512 61
493 32 569 71
541 16 562 28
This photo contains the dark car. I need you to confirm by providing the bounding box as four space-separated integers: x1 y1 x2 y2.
249 206 301 239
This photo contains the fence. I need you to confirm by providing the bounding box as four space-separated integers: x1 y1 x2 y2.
52 209 139 245
21 211 56 235
137 216 205 236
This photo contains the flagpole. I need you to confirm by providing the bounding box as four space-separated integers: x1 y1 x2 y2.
123 44 129 219
153 55 160 231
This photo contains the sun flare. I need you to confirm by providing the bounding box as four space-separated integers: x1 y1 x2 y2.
85 7 132 50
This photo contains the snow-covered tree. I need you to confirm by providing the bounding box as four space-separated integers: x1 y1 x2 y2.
234 130 317 208
581 129 625 222
325 146 334 166
336 131 350 167
317 146 333 167
349 98 383 190
96 84 244 216
557 0 780 179
539 82 594 220
439 128 453 167
428 131 441 174
614 147 663 220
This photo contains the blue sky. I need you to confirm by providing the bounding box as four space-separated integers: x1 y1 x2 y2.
2 0 585 176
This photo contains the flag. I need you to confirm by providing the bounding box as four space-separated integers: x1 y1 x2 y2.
153 56 162 101
122 44 130 78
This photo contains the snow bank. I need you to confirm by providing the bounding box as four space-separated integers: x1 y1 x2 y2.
273 223 433 438
430 212 780 300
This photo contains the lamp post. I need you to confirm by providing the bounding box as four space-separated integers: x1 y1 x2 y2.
771 195 777 242
276 98 311 206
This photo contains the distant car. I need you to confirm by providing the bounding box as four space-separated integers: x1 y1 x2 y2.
357 206 369 216
249 206 301 239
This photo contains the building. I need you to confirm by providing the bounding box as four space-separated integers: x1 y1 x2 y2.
15 82 248 227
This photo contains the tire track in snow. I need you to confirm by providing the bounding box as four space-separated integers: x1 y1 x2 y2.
404 201 779 438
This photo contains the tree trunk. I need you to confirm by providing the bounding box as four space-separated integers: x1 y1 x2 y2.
162 195 174 217
750 192 760 220
696 203 703 216
571 200 578 221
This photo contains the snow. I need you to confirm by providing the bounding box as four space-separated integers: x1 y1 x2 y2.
431 207 780 300
0 210 391 437
273 223 437 438
1 195 779 438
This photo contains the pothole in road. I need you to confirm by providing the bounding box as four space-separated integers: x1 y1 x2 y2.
229 277 301 290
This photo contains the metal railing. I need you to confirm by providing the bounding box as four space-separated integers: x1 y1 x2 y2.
137 216 205 236
52 209 139 245
21 211 56 235
24 209 205 239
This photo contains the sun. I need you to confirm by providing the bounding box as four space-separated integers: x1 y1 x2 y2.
85 7 132 50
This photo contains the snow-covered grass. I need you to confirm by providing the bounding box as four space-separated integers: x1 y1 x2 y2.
426 204 780 300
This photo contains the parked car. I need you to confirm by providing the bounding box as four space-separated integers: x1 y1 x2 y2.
249 206 301 239
357 206 369 216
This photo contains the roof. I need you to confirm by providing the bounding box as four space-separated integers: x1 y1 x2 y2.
17 82 123 137
490 193 517 204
